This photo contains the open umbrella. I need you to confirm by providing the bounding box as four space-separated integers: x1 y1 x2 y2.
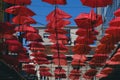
3 0 31 5
15 25 38 33
5 5 35 16
74 10 103 29
22 33 43 42
42 0 67 5
114 8 120 17
72 54 87 61
69 69 81 80
83 69 97 79
80 0 113 8
47 8 71 21
23 64 35 69
12 15 36 24
109 17 120 26
53 59 67 65
53 53 66 59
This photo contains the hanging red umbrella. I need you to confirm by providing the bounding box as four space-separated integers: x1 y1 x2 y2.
80 0 113 8
69 69 81 80
40 71 52 77
39 66 50 71
5 39 22 46
48 34 68 40
5 5 35 16
76 28 99 36
71 59 85 66
74 10 103 29
42 0 67 5
30 52 47 57
72 54 87 61
83 69 97 79
47 8 71 21
17 54 30 63
0 34 17 40
12 15 36 24
3 0 31 5
23 64 35 69
15 25 38 33
109 17 120 26
53 53 66 59
114 8 120 17
24 69 36 74
53 59 67 65
96 67 113 78
75 36 96 44
45 29 67 34
22 33 43 42
47 19 71 29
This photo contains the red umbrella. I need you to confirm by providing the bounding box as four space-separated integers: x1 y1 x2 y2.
22 33 43 42
17 54 30 63
53 59 67 65
75 36 96 44
30 52 47 57
72 54 87 61
83 69 97 79
74 10 103 29
48 34 68 40
51 49 68 53
80 0 113 8
24 69 36 74
0 22 16 34
51 43 68 50
5 5 35 16
69 69 81 80
12 15 36 24
15 25 38 33
47 8 71 21
109 17 120 26
47 19 71 29
40 71 52 77
42 0 67 5
0 34 17 40
53 53 66 59
5 39 22 46
45 29 67 34
114 8 120 17
96 67 113 78
3 0 31 5
23 64 35 69
39 66 50 71
76 28 99 36
71 59 85 66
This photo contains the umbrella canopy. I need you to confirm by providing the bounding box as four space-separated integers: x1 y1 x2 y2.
51 43 68 50
22 33 43 42
74 10 103 29
30 52 47 57
80 0 113 8
83 69 97 79
53 59 67 65
47 19 71 29
47 8 71 21
76 28 99 36
72 54 87 61
5 5 35 16
45 29 67 34
109 17 120 26
15 25 38 33
40 71 52 77
12 15 36 24
42 0 67 5
69 69 81 80
114 8 120 17
23 64 35 69
53 53 66 59
3 0 31 5
24 69 36 74
0 34 17 40
96 67 113 78
0 22 16 34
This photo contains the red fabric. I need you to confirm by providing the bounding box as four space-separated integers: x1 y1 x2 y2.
114 8 120 17
80 0 113 8
71 60 85 66
72 54 87 61
5 39 22 46
23 64 35 69
12 15 36 24
42 0 66 5
22 32 43 42
51 43 68 50
15 25 38 33
47 8 71 21
40 71 52 77
69 69 81 80
3 0 31 5
24 69 36 74
30 52 47 57
0 34 17 40
5 5 35 16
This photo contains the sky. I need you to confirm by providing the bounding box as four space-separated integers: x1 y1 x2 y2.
28 0 91 27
